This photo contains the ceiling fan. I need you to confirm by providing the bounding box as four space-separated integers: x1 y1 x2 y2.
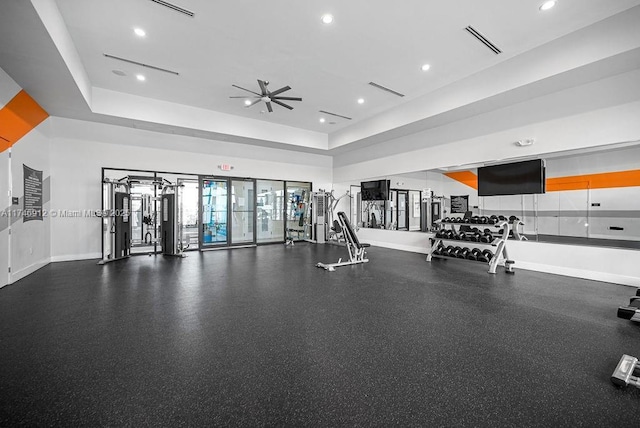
230 79 302 112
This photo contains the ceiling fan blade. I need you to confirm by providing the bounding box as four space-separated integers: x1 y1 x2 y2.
232 84 260 96
245 98 262 107
266 101 273 113
269 86 291 97
258 80 268 95
229 96 259 99
272 99 293 110
272 96 302 101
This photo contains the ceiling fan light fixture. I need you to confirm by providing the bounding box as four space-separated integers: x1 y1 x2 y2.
244 100 251 106
539 1 556 11
321 14 334 24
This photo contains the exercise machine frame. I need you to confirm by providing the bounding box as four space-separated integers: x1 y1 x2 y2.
316 211 370 272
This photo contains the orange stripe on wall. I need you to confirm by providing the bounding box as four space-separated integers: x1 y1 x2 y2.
444 169 640 191
444 171 478 190
546 170 640 191
0 90 49 153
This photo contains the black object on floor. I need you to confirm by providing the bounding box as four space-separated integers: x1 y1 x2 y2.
1 244 639 426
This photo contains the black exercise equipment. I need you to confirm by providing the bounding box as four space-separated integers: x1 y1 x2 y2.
616 291 640 322
316 212 370 271
611 354 640 389
482 249 494 262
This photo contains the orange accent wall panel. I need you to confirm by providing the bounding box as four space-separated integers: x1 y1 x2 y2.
546 170 640 191
444 171 478 190
0 90 49 152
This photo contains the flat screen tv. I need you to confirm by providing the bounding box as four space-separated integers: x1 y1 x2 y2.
478 159 546 197
361 179 390 201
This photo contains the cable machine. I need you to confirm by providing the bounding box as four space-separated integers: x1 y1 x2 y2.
99 178 131 264
160 183 187 257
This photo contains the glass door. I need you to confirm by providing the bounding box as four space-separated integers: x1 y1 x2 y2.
256 180 285 243
231 179 255 245
177 178 199 250
201 178 229 247
397 190 408 230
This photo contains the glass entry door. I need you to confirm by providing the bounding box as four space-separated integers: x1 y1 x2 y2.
201 178 229 247
231 179 255 245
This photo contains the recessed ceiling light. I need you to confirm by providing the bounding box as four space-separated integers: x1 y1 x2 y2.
539 1 556 11
421 64 431 72
134 28 146 37
136 74 146 81
319 118 326 123
357 98 365 104
321 14 333 24
244 99 252 106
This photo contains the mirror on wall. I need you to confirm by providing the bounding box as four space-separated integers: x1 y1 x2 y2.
343 141 640 250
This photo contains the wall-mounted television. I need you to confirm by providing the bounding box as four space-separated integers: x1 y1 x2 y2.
361 179 390 201
478 159 546 197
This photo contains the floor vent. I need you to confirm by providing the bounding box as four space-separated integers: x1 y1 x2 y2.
368 82 405 97
464 26 502 55
104 54 180 76
149 0 194 17
319 110 352 120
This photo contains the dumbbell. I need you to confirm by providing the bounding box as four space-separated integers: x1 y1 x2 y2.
442 217 450 223
476 250 489 263
466 248 481 261
457 248 470 259
611 354 640 389
498 215 507 221
444 246 455 257
479 216 488 224
489 215 498 225
470 216 479 224
509 215 520 223
617 296 640 321
482 249 494 262
480 229 493 243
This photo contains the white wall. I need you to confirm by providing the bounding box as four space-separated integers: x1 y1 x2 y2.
10 121 51 282
0 67 51 286
49 117 333 261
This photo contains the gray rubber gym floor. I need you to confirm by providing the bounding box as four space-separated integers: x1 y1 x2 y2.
1 243 639 426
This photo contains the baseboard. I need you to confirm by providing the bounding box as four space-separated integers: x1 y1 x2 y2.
9 259 50 283
50 253 101 262
514 261 640 287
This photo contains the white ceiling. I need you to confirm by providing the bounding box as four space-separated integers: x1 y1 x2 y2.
1 0 640 154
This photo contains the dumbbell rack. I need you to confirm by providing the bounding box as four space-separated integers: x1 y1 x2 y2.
426 220 513 274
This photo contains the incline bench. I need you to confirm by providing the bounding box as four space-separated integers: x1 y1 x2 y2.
316 211 370 271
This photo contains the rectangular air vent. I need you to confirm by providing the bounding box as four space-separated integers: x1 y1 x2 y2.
104 54 180 76
465 26 502 55
368 82 405 97
319 110 352 120
149 0 194 17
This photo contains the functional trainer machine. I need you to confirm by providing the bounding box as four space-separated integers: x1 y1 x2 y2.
316 211 370 271
99 178 131 264
611 354 640 389
160 184 186 257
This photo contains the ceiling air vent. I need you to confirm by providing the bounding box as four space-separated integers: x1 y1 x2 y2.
104 54 180 76
149 0 194 17
368 82 405 98
464 26 502 55
319 110 352 120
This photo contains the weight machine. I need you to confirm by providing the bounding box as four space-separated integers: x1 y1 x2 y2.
99 178 131 264
160 184 187 257
316 211 370 271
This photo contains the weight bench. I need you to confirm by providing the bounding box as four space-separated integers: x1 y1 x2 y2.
316 211 370 271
